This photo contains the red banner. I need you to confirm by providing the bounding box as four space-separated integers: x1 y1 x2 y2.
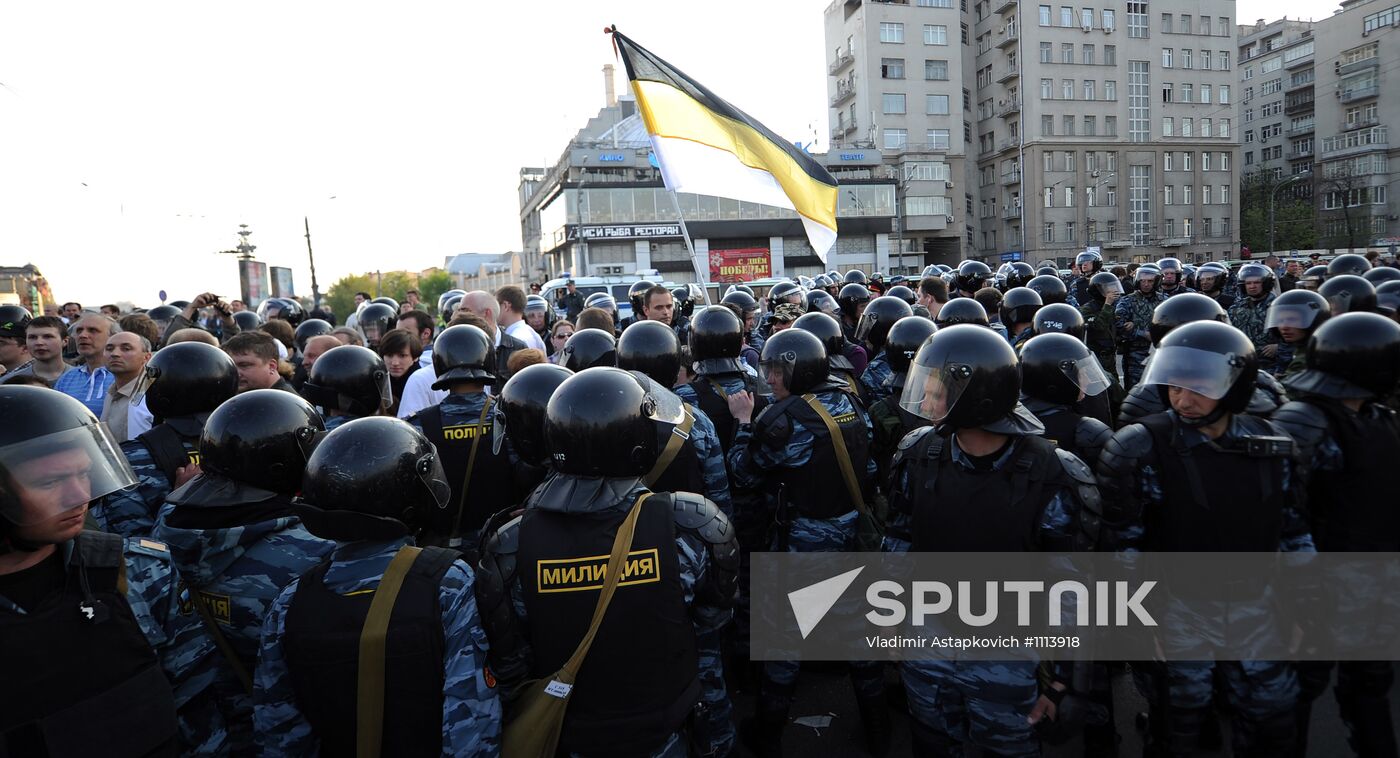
709 247 771 283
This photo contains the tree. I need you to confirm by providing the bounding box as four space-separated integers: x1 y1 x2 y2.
1240 171 1317 254
417 271 454 316
324 274 376 324
1318 164 1366 251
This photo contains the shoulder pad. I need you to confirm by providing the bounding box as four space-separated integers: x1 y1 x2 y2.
1269 401 1329 450
1097 424 1154 478
1075 416 1114 452
126 538 171 560
754 406 792 445
1117 385 1163 428
481 514 522 557
1054 448 1096 485
897 424 937 452
672 492 736 544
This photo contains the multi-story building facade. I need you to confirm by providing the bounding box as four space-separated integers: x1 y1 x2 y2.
973 0 1241 264
823 0 973 267
1241 2 1398 251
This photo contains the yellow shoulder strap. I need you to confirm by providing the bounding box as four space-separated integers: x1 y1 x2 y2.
357 545 424 758
800 394 869 517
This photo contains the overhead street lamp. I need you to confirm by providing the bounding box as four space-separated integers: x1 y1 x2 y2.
1269 173 1311 257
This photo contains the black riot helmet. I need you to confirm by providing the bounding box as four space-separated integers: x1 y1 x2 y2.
1089 271 1124 301
300 345 393 417
1291 312 1400 399
1032 303 1086 340
999 287 1044 328
1020 333 1112 406
1026 274 1069 304
259 297 306 326
900 324 1022 432
1318 274 1377 315
885 285 917 306
1377 280 1400 315
1005 262 1037 290
1238 263 1276 298
627 280 657 312
1363 266 1400 285
1301 265 1328 290
1195 264 1228 294
955 260 994 293
199 389 324 495
1327 254 1371 279
720 290 760 320
232 310 261 332
169 300 190 310
1148 292 1228 346
491 362 574 465
1075 250 1103 274
934 297 989 328
370 296 400 313
1140 321 1258 424
1157 257 1184 286
689 305 745 374
142 342 239 421
431 324 496 389
792 311 847 359
293 318 334 353
855 296 913 352
583 292 617 316
559 328 617 372
759 328 828 395
617 319 681 387
437 289 467 315
837 283 872 320
805 289 840 316
441 294 465 322
724 284 755 298
1266 289 1331 341
546 367 683 477
843 269 868 285
299 417 451 540
355 303 399 349
1133 266 1163 294
0 304 32 339
884 316 938 374
768 280 803 305
0 386 137 535
669 287 694 320
146 305 181 335
1036 266 1059 279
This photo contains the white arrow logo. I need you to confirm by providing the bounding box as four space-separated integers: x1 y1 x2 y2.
788 566 865 639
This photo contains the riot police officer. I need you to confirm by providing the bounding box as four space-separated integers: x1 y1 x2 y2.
793 311 866 396
620 279 657 332
558 327 617 372
1264 289 1331 379
1005 261 1038 292
953 260 994 298
886 325 1101 755
489 361 573 495
252 416 501 756
855 295 913 403
354 302 399 351
1079 271 1125 389
406 325 518 552
299 344 393 430
723 329 888 756
477 368 738 757
676 306 767 455
1272 313 1400 756
1020 333 1113 467
153 389 335 753
720 290 764 353
1196 262 1236 310
933 297 990 328
1027 273 1076 307
1096 321 1311 755
1115 266 1167 391
1157 257 1194 297
1001 286 1044 351
1069 250 1103 305
93 341 239 539
837 283 872 345
1229 263 1280 355
0 386 180 757
1317 274 1378 316
868 315 937 483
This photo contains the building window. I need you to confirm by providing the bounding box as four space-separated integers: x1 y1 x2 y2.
1066 221 1077 241
1219 51 1230 71
1042 78 1053 99
927 129 951 149
1161 13 1173 33
1181 49 1192 69
1063 79 1075 99
1202 151 1212 170
1202 185 1212 205
1105 80 1116 100
1130 164 1152 244
925 59 949 80
881 58 906 79
1219 119 1230 138
1045 152 1055 171
1182 152 1192 171
1085 115 1097 135
1164 185 1174 204
1045 187 1055 207
1219 85 1229 104
1163 117 1174 136
1103 9 1115 30
1084 80 1096 100
1062 43 1075 63
1182 185 1192 204
926 94 950 114
1220 185 1229 204
1201 49 1212 70
1083 44 1095 65
1045 222 1056 242
1106 115 1118 136
1042 115 1055 135
1181 117 1192 137
1082 8 1094 27
883 93 906 114
1063 115 1075 135
1066 151 1076 171
1128 60 1149 142
1065 186 1076 206
1162 83 1173 103
1162 48 1173 68
1107 186 1117 206
1181 83 1193 103
1128 2 1148 38
1040 5 1053 25
919 0 954 6
924 24 948 44
1201 118 1211 137
880 22 905 43
1061 6 1073 26
1165 219 1175 237
1220 153 1230 170
1199 84 1211 105
1164 152 1173 171
1041 42 1053 63
884 128 908 150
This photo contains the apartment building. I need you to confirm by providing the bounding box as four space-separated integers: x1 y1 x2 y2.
824 0 974 267
1240 2 1399 250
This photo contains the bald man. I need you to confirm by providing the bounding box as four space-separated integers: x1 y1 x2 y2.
53 314 117 416
300 335 340 377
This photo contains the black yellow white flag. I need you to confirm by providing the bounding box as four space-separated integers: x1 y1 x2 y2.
610 28 840 261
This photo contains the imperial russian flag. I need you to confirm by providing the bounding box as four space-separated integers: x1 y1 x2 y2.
609 28 840 261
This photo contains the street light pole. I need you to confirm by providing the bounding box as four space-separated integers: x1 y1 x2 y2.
1269 173 1310 256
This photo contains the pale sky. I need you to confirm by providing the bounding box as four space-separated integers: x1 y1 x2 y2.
1 0 1327 305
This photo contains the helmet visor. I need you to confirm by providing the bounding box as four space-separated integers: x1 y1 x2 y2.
1096 277 1123 296
1265 302 1322 330
0 424 137 525
854 310 880 343
414 449 451 511
359 320 390 346
811 293 839 315
1062 355 1112 397
1139 346 1246 400
899 359 974 423
628 371 685 425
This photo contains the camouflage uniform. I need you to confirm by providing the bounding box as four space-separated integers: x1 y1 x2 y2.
988 318 1010 341
858 352 893 405
1114 290 1164 391
686 403 734 516
1009 325 1036 353
1159 285 1198 298
152 488 336 755
253 537 502 756
93 435 198 539
726 390 884 716
321 413 357 431
1228 291 1279 351
1079 296 1124 407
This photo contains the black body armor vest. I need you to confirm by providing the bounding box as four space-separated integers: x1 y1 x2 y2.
416 401 516 541
136 421 201 487
689 374 766 454
758 392 871 520
1304 400 1400 551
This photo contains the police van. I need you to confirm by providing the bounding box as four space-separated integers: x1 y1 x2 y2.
540 270 682 322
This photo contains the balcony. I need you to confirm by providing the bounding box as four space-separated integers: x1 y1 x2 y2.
828 50 854 75
998 136 1022 153
1339 85 1379 104
1286 77 1314 93
1159 237 1191 248
1285 51 1314 69
830 84 856 107
1286 96 1315 115
830 120 858 142
1338 57 1379 78
1102 239 1132 249
1343 115 1381 131
996 98 1022 117
1288 122 1315 137
1001 170 1023 185
994 0 1017 13
1001 204 1022 218
1289 146 1314 159
1322 128 1388 159
997 26 1019 49
997 66 1020 84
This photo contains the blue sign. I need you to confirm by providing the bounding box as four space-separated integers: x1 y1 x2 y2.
158 289 167 303
1000 252 1023 262
839 153 866 161
598 153 626 162
647 152 659 168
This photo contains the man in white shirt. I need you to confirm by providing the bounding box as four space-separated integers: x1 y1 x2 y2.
495 285 547 353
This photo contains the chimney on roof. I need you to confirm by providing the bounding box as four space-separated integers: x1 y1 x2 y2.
603 64 617 108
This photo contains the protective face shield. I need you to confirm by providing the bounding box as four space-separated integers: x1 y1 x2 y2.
1056 354 1111 398
584 293 617 314
0 424 136 526
414 448 452 511
1196 267 1225 294
1139 346 1248 401
899 359 972 424
1094 275 1123 298
759 349 801 393
1265 300 1327 331
808 291 839 316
